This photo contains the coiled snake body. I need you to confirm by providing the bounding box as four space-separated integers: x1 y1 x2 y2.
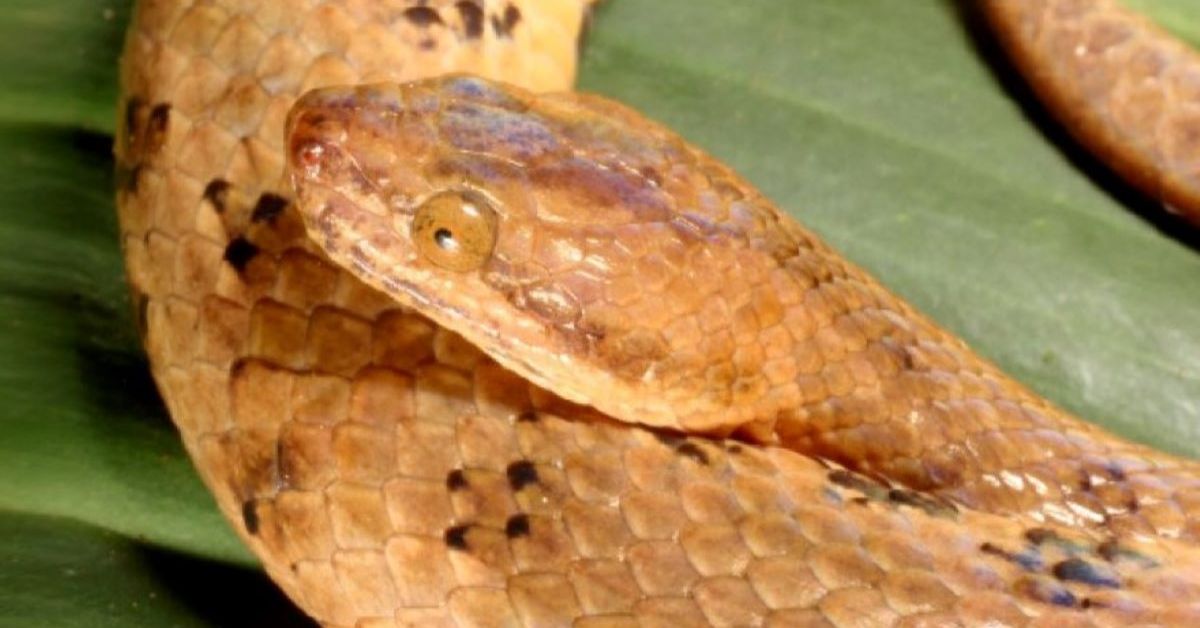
115 1 1200 625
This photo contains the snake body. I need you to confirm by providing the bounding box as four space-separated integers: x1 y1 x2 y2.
982 0 1200 224
115 1 1200 626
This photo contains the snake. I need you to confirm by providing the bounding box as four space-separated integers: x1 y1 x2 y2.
113 0 1200 626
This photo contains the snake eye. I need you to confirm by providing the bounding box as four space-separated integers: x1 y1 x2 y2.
412 190 498 272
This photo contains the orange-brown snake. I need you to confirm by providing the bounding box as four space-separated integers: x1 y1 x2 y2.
114 0 1200 625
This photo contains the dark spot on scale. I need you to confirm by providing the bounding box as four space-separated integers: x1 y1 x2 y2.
446 469 468 491
147 103 171 151
419 38 437 51
223 236 259 272
404 6 443 27
980 542 1043 571
827 469 888 501
149 103 171 131
1025 527 1061 546
516 410 539 423
1077 469 1093 491
506 460 539 491
887 488 953 517
203 179 231 213
675 442 709 465
1052 558 1120 588
1097 539 1121 562
1024 527 1086 553
726 444 743 454
1102 460 1127 481
1016 576 1077 608
251 192 289 224
850 496 870 506
491 3 520 38
444 524 471 550
241 500 259 535
456 1 484 39
505 514 530 538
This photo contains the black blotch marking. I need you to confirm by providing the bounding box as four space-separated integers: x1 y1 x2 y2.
1025 527 1087 554
404 6 443 27
204 179 231 213
675 442 709 465
223 236 259 272
148 103 171 142
241 500 260 535
1017 576 1078 608
456 1 484 39
516 410 539 423
1052 558 1120 588
506 460 539 491
491 3 520 37
980 542 1043 571
251 192 289 224
505 514 530 538
444 524 471 550
446 469 468 491
827 469 888 501
726 444 743 454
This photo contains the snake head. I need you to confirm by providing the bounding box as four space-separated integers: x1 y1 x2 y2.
286 75 817 437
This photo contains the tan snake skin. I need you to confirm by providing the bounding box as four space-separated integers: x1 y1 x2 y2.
115 1 1200 626
982 0 1200 224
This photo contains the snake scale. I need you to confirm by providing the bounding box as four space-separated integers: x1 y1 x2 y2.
114 1 1200 626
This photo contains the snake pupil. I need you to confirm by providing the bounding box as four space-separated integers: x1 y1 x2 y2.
434 227 457 251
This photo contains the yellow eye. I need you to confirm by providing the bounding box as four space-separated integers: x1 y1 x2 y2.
411 190 498 272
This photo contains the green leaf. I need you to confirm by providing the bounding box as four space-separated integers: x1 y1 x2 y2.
0 0 1196 624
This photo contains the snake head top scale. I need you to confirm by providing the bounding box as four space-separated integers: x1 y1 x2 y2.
285 74 867 438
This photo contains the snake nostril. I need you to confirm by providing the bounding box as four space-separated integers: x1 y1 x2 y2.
291 139 339 182
297 141 325 168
